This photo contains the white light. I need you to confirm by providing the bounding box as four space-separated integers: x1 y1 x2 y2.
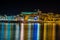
20 23 24 40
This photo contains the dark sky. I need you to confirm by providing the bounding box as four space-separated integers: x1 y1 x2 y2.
0 0 60 15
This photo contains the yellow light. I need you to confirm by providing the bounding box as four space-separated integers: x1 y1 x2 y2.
25 15 29 21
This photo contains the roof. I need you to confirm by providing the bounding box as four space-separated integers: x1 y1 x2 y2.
21 12 37 15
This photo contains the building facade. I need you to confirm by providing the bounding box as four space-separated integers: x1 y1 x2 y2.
0 11 60 40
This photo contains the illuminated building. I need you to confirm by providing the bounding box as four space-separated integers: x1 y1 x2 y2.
0 10 60 40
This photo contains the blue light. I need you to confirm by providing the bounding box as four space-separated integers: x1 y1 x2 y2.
34 16 38 20
1 22 4 40
32 23 38 40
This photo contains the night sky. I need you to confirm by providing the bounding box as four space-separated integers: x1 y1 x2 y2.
0 0 60 15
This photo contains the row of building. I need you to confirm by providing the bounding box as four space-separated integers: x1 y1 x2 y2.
0 10 60 40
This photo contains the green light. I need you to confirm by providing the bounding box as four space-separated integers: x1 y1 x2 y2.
21 12 37 15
